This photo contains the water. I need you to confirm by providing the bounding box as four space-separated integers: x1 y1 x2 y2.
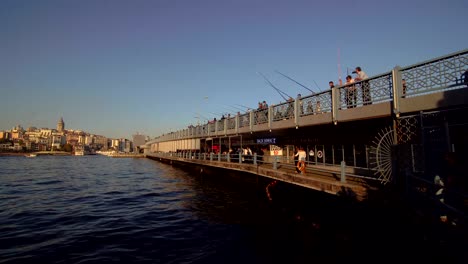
0 155 465 263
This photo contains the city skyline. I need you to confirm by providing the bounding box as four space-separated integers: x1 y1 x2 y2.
1 0 467 139
2 117 136 140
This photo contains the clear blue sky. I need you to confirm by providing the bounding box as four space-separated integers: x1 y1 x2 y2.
1 0 467 139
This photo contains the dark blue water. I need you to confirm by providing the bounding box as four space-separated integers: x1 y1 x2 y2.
0 155 465 263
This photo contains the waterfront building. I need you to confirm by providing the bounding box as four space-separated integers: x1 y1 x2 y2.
132 133 146 153
111 139 120 150
51 133 66 150
39 128 53 138
11 125 24 140
0 142 12 150
84 135 93 145
93 135 108 150
0 131 11 140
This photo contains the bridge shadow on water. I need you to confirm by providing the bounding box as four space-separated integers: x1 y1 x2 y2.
158 158 467 264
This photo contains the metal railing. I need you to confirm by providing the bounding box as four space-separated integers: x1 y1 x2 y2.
148 150 382 183
401 49 468 97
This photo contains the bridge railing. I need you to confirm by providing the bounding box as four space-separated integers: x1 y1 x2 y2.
254 108 268 125
272 101 294 122
400 49 468 97
238 112 249 128
227 117 236 130
298 90 332 116
216 119 224 132
336 71 393 109
149 151 381 183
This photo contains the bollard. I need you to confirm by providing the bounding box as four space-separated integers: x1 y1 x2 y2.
210 152 213 161
239 152 242 164
340 160 347 183
273 156 278 170
253 153 257 165
227 153 230 162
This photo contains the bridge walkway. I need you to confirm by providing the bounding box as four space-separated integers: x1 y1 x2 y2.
146 153 374 201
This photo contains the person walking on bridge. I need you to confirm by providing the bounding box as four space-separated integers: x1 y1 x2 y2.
295 146 307 174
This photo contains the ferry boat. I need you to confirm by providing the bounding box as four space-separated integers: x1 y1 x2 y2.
25 153 37 158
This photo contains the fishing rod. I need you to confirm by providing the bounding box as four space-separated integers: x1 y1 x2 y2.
235 104 253 110
257 72 290 101
225 105 245 112
312 80 323 92
192 112 211 122
193 116 209 121
275 70 315 94
207 111 225 118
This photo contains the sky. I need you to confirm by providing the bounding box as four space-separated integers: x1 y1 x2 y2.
1 0 467 139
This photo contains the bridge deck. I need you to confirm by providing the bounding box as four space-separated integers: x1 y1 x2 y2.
146 154 371 201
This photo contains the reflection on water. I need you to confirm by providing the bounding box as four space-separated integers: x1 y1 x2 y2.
0 155 465 263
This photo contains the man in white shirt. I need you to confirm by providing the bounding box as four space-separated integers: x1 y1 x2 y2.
353 66 372 105
294 147 307 174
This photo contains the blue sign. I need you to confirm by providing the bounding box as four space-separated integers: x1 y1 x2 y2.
256 138 276 144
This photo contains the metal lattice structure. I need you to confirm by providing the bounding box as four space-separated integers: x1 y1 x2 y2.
369 127 395 184
401 50 468 97
300 90 332 116
338 72 393 109
254 109 268 125
396 115 420 144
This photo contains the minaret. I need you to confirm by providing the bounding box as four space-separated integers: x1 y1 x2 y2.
57 117 65 132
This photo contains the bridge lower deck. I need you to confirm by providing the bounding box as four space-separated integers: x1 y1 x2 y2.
146 154 374 201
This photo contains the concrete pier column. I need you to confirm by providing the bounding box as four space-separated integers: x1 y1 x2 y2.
341 161 347 183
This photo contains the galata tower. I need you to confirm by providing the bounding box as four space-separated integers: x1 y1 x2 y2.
57 117 65 132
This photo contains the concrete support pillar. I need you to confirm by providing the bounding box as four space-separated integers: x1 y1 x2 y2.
341 161 347 183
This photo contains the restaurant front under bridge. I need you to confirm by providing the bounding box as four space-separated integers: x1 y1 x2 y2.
193 117 394 182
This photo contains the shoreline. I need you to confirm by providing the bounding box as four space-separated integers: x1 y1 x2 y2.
0 152 72 157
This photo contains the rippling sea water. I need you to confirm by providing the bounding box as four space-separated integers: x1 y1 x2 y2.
0 155 465 264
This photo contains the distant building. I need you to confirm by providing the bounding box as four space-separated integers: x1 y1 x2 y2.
111 139 120 150
124 140 132 153
132 133 146 153
0 131 11 140
11 125 24 140
57 117 65 132
0 142 12 150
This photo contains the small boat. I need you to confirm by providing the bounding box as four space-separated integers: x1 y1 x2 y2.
25 153 37 158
